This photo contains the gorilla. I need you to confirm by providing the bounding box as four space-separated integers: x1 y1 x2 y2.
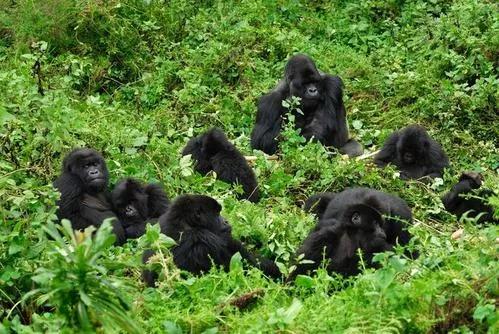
182 127 260 202
143 195 280 286
250 54 362 157
374 125 449 180
292 188 414 279
111 178 170 239
53 148 126 245
442 172 497 224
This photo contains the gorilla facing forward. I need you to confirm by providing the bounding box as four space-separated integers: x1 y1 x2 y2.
251 54 362 157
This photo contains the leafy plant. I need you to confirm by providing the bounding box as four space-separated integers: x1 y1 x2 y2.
26 220 140 333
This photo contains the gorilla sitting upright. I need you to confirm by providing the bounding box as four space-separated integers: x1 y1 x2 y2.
182 127 260 202
142 194 280 287
250 54 362 157
53 148 126 245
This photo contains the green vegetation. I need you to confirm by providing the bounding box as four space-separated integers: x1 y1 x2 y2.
1 0 498 332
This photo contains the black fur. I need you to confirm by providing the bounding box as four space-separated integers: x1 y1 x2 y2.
292 188 414 279
250 54 362 157
442 172 497 224
53 148 126 245
143 195 280 287
111 178 170 239
182 128 260 202
374 125 449 180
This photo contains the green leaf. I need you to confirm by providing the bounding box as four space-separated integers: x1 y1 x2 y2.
229 252 243 272
164 321 183 334
294 275 314 288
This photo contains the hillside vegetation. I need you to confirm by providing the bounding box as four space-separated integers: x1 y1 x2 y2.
0 0 498 332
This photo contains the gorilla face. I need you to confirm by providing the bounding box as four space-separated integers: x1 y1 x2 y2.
286 55 324 110
111 179 149 226
64 149 109 193
343 204 389 254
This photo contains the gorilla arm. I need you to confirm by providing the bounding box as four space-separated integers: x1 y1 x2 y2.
250 80 288 155
80 194 126 245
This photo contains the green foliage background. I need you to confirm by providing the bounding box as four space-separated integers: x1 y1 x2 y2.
0 0 498 332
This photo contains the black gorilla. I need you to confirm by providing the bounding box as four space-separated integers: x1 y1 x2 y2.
143 195 280 286
250 54 362 157
111 178 170 239
374 125 449 180
53 148 126 245
182 127 260 202
293 188 414 279
442 172 497 224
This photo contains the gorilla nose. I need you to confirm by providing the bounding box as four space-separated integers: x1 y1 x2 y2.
89 169 100 176
307 87 318 95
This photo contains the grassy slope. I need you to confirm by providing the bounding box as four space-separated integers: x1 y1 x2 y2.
0 0 498 332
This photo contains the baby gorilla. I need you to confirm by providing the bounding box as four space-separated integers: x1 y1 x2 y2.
442 172 497 224
182 127 260 202
111 178 170 239
374 125 449 180
53 148 126 244
294 187 414 279
143 195 280 286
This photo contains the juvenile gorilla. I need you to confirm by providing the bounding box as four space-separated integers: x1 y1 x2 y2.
53 148 126 244
293 188 414 278
250 54 362 157
143 195 280 286
442 172 497 224
374 125 449 180
182 127 260 202
111 178 170 239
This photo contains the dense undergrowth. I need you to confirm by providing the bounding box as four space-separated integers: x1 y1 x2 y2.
0 0 498 332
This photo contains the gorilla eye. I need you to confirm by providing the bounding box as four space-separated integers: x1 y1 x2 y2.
351 212 361 225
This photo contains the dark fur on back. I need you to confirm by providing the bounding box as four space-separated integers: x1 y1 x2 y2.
374 124 449 179
53 148 126 245
291 187 415 280
142 194 280 286
182 128 260 202
442 172 497 224
250 54 362 157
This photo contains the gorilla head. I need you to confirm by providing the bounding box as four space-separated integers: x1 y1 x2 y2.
395 125 432 166
111 178 149 227
63 148 109 193
375 124 449 179
285 54 324 110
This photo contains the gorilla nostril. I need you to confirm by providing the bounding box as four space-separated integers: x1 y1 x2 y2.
308 87 317 94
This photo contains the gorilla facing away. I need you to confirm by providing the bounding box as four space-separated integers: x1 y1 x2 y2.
143 194 280 287
374 125 449 180
53 148 126 245
250 54 362 157
182 127 260 202
111 178 170 239
442 172 497 224
292 188 414 279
